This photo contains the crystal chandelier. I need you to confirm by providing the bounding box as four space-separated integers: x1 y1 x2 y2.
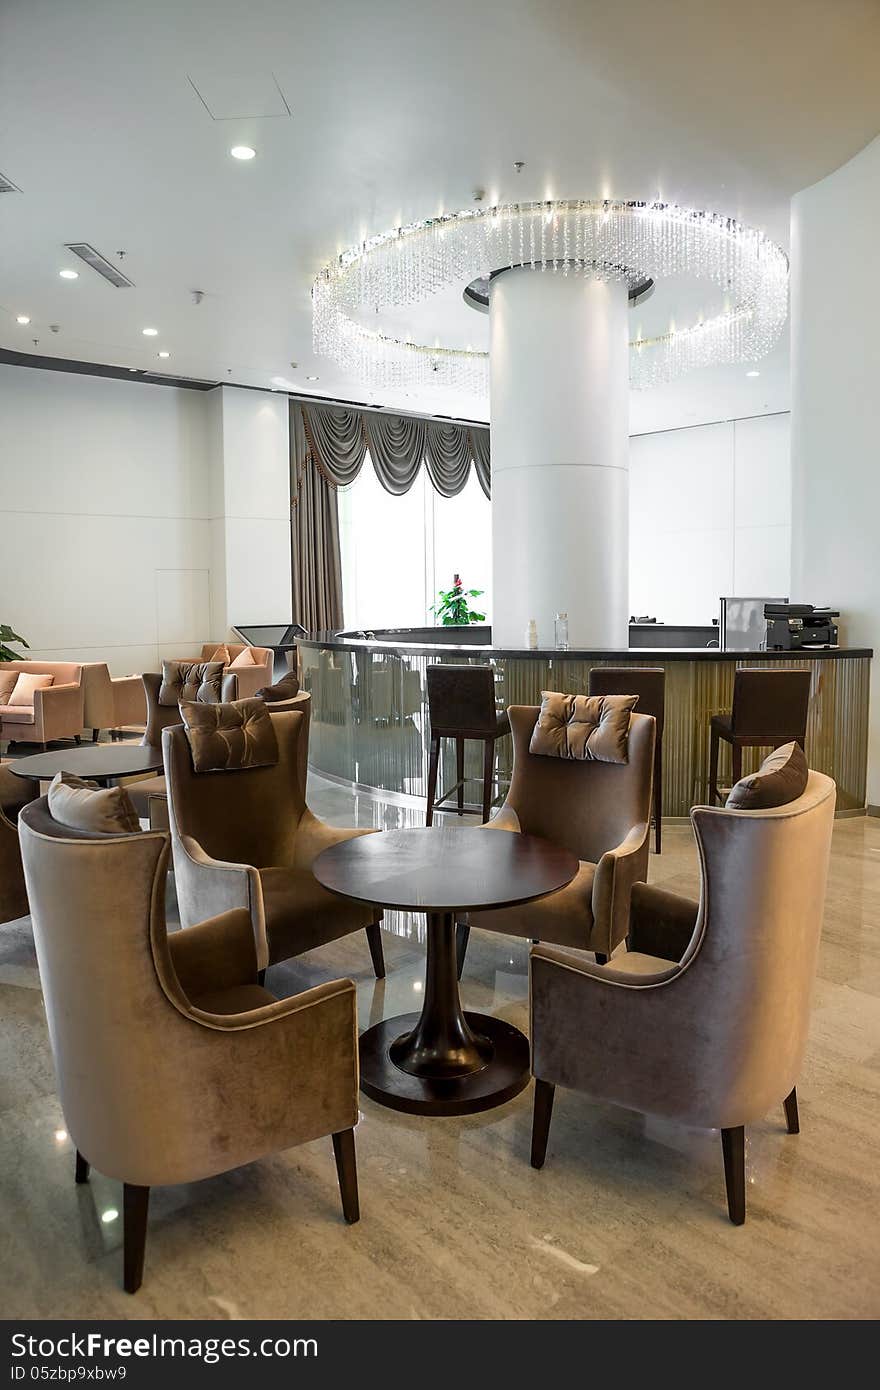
312 200 788 395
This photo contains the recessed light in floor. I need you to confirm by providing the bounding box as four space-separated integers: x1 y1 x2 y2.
59 269 78 280
142 327 158 337
230 145 256 161
306 375 319 381
158 351 170 359
746 369 760 377
16 314 30 324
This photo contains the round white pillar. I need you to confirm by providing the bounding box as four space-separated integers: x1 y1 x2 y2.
489 267 630 648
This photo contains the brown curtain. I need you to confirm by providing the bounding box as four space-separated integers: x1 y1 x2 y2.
291 403 344 631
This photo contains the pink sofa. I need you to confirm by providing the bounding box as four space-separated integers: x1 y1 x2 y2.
0 661 84 749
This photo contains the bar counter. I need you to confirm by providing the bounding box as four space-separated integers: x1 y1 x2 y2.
298 628 872 815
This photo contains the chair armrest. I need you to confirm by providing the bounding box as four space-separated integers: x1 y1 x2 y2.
230 662 273 700
292 809 377 872
177 834 268 969
32 681 84 740
591 821 650 956
168 907 259 996
110 674 147 727
628 882 699 962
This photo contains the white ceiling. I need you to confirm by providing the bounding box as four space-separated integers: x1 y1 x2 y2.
1 0 879 428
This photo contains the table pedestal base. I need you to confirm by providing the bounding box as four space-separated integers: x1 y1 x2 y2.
359 1010 530 1116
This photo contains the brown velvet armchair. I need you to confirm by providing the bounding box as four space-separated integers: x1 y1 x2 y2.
458 705 655 974
529 770 836 1225
18 802 361 1293
0 765 38 922
164 707 385 978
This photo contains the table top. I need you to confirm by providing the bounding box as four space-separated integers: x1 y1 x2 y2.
314 825 578 913
8 744 163 782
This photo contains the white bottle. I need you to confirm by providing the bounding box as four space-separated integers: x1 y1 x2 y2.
526 619 538 650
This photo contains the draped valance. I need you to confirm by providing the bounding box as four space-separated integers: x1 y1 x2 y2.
295 400 490 499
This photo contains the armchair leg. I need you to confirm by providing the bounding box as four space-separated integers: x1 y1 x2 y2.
75 1151 90 1184
123 1183 150 1293
332 1129 360 1224
455 920 470 979
783 1086 800 1134
594 951 608 965
720 1127 746 1225
365 922 385 979
91 728 100 743
531 1079 555 1169
257 969 266 986
708 727 720 804
74 734 81 746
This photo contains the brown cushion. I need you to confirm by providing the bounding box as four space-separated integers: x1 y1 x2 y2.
47 772 141 835
158 660 224 708
180 697 279 772
10 672 54 706
726 740 809 810
529 692 637 764
0 670 18 703
209 644 231 664
229 647 256 669
257 671 300 702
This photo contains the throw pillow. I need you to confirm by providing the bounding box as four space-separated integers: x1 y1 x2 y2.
10 672 54 706
726 741 809 810
257 671 300 702
0 669 19 704
229 647 257 669
158 660 224 707
180 697 279 772
209 644 231 664
529 691 638 764
47 772 141 834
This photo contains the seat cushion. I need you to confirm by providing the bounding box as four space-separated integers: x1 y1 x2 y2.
726 739 809 810
471 859 596 948
10 672 53 706
259 865 378 964
0 705 36 725
610 949 674 976
189 982 277 1016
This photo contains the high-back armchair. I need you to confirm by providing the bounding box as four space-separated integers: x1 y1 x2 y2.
18 801 361 1293
529 770 836 1224
0 764 38 922
459 705 655 973
164 708 385 977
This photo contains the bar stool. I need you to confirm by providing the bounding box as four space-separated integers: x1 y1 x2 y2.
589 666 665 854
425 664 510 825
708 667 811 805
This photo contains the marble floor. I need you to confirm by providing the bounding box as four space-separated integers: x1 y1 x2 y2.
1 768 879 1320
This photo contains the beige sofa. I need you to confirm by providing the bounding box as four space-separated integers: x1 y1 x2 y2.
167 644 273 700
80 663 147 741
0 661 84 749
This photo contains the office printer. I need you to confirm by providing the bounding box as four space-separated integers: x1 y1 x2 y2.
764 603 839 650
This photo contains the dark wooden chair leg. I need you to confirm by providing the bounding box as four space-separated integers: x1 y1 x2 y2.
721 1126 746 1225
456 737 465 814
425 734 440 826
365 922 385 979
332 1128 360 1224
783 1086 800 1134
708 725 720 804
481 737 494 823
74 734 81 745
594 951 608 965
91 728 100 743
531 1079 555 1169
75 1151 90 1184
256 968 266 986
654 740 663 854
731 740 743 789
123 1183 150 1294
455 920 470 979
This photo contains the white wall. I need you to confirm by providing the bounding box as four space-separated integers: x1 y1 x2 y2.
791 133 880 804
0 367 292 675
629 412 791 624
0 364 214 674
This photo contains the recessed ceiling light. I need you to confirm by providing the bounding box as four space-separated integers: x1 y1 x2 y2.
59 268 78 279
230 145 256 161
16 314 30 324
306 375 319 381
746 369 760 377
142 327 158 337
158 350 170 358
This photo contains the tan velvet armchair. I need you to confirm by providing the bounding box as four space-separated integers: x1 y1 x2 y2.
80 663 146 742
0 765 38 922
529 771 836 1225
458 705 655 974
0 661 84 749
164 707 385 978
18 802 361 1293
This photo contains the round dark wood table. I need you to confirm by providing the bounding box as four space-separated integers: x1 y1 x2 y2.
314 825 578 1116
8 744 163 787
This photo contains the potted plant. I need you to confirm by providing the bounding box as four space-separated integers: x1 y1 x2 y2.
431 574 486 627
0 624 28 663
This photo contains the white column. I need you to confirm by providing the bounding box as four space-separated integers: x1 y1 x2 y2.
490 267 630 648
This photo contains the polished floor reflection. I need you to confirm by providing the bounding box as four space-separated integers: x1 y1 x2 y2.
1 771 879 1319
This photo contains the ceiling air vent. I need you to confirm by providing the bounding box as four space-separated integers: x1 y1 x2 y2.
64 243 134 288
0 171 21 193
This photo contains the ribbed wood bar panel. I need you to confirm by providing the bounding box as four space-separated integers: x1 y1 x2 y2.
300 644 870 816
